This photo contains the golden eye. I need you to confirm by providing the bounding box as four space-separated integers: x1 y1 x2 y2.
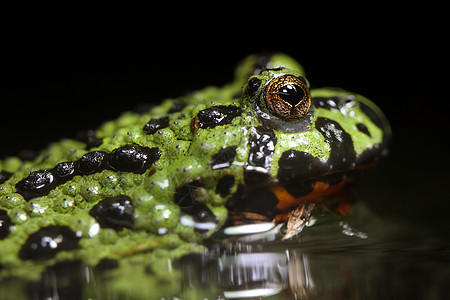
265 75 311 120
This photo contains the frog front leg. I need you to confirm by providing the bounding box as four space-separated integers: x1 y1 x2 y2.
281 203 316 241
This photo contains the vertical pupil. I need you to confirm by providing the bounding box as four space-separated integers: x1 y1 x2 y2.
278 84 305 106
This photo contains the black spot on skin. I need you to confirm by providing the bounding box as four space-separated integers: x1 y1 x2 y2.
356 145 386 166
243 171 271 187
312 97 339 110
215 175 235 197
174 179 204 209
19 225 80 261
195 105 242 129
321 170 362 186
225 184 280 219
15 170 55 201
76 129 103 150
278 150 326 183
143 116 170 135
54 161 76 179
16 144 161 201
359 101 385 132
283 179 316 198
313 93 388 155
247 126 277 168
77 151 108 175
0 209 14 240
358 102 391 159
168 101 188 113
180 203 218 233
356 123 371 137
107 144 161 174
208 146 237 170
22 170 54 190
89 195 135 231
244 126 277 186
283 171 360 199
174 179 218 233
17 163 76 201
315 117 356 171
0 171 12 184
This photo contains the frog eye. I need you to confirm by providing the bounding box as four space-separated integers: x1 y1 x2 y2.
265 75 311 120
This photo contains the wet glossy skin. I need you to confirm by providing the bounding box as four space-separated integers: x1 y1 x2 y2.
0 53 390 279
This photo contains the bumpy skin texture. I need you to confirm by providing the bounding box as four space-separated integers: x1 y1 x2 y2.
0 53 390 279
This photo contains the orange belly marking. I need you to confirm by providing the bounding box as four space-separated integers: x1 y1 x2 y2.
273 179 350 211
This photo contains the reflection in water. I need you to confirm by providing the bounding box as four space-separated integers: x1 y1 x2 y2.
179 251 290 299
1 203 448 299
287 251 313 299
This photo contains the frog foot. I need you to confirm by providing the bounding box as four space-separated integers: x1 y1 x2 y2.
278 203 316 241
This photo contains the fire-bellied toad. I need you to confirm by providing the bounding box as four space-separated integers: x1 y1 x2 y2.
0 53 390 279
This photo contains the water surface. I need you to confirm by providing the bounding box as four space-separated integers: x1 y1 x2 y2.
2 199 447 300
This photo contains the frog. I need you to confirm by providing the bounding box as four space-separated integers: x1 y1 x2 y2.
0 53 391 281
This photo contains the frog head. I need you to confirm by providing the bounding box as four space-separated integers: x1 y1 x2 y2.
224 59 391 222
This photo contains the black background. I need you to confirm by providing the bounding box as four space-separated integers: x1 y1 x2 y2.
1 33 449 237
